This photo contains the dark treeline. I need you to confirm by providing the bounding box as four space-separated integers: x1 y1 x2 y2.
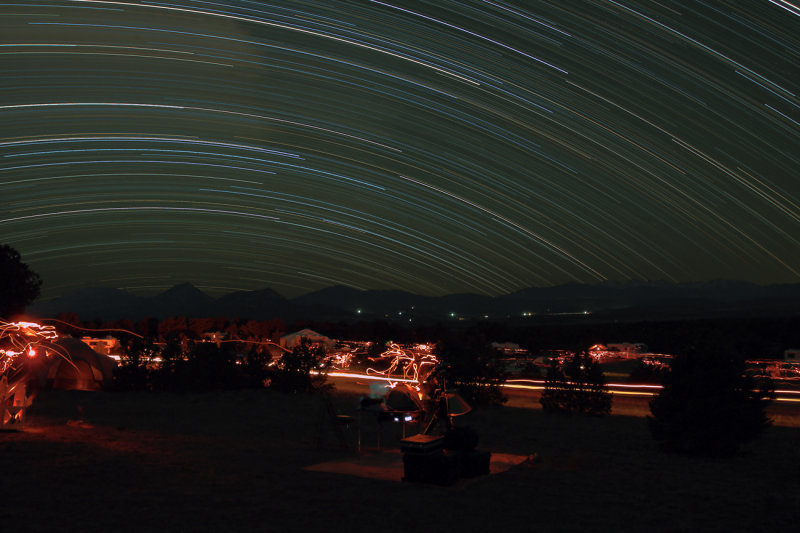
54 312 288 343
54 311 800 360
321 315 800 359
510 315 800 358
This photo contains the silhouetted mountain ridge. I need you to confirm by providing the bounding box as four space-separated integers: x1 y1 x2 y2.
27 280 800 322
148 282 215 316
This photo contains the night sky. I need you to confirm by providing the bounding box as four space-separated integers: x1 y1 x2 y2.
2 1 799 300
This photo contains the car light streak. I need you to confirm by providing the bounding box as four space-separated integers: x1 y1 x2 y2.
506 378 665 390
327 370 417 384
331 372 799 402
502 381 654 397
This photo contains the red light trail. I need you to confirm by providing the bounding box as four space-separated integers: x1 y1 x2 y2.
0 320 58 374
329 371 800 403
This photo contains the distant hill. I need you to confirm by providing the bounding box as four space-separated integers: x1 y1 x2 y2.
27 280 800 322
29 283 295 321
30 287 144 320
149 282 216 316
215 288 294 319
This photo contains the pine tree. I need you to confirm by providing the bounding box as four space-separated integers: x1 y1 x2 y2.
648 346 773 455
0 244 41 318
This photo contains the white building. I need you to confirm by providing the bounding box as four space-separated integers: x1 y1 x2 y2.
80 336 122 359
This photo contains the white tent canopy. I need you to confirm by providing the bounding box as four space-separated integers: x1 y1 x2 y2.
279 328 335 351
40 337 117 391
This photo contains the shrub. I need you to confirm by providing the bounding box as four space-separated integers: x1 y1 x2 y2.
175 341 241 392
239 347 272 388
149 337 182 391
628 358 669 384
540 352 612 415
113 336 154 390
268 341 329 393
648 347 773 456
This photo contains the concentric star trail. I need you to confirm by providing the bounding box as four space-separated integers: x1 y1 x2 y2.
1 0 798 299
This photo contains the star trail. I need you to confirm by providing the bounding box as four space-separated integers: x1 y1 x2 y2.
1 0 799 299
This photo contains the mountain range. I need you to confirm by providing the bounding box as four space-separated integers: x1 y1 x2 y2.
27 280 800 323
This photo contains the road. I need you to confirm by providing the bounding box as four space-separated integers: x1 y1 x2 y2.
327 372 800 427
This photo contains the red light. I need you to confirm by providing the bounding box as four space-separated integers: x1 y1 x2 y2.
27 347 36 358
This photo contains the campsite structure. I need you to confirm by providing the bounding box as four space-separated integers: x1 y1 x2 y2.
1 320 59 426
280 328 336 352
1 320 122 428
39 337 117 391
356 343 486 484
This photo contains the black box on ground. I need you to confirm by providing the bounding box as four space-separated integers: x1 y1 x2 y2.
400 434 443 455
460 449 491 478
403 451 460 485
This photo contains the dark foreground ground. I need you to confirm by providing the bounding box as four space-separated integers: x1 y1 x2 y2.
2 389 799 532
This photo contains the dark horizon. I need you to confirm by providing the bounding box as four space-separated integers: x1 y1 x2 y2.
32 276 800 303
29 277 800 327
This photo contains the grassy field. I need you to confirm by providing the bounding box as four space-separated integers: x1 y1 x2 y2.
2 388 799 532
